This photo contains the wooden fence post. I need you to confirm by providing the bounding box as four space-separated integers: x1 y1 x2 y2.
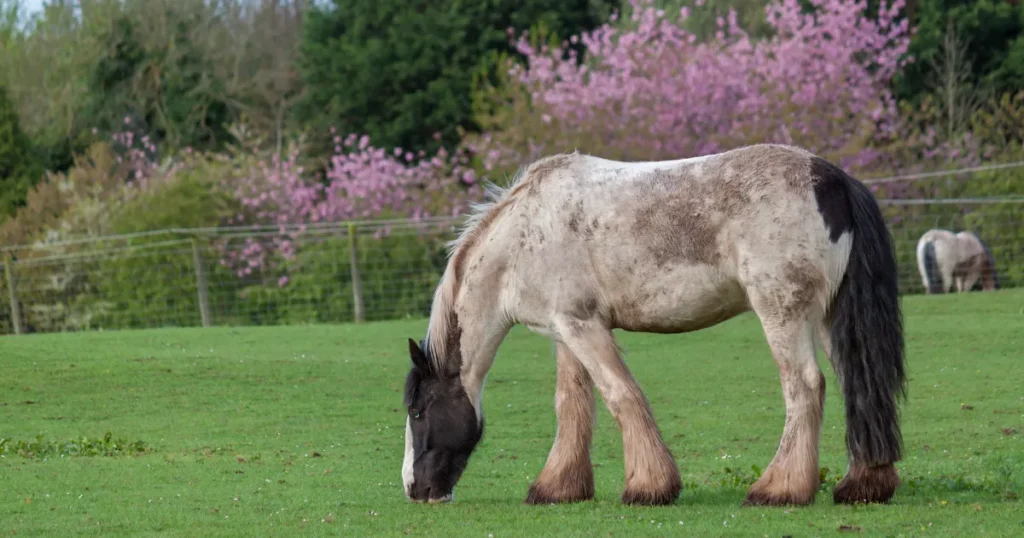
348 223 365 323
191 236 213 328
3 254 22 335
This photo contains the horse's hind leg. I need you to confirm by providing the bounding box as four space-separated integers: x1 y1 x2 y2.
525 342 596 504
940 262 955 293
743 288 826 506
554 318 681 506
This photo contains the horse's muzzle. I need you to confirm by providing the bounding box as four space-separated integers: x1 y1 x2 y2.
407 483 454 504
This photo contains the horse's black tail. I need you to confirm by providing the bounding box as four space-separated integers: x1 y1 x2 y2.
921 241 944 294
811 158 906 476
977 236 1000 290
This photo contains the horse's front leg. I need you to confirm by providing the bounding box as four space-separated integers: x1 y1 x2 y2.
555 318 681 506
525 342 596 504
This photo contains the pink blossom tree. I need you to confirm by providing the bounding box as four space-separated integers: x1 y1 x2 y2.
219 130 482 281
470 0 915 176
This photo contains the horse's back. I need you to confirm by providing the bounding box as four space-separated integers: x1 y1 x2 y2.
500 144 849 335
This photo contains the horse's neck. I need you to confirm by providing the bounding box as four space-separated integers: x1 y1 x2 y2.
434 276 508 421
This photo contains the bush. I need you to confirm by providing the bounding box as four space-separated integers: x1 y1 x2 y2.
0 142 140 333
219 129 480 283
81 160 242 330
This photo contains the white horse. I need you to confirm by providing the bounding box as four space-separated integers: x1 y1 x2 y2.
916 229 1000 294
402 144 906 507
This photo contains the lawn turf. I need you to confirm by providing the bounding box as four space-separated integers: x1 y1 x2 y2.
1 290 1022 537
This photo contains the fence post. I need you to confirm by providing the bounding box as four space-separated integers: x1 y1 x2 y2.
3 254 22 335
191 236 213 328
348 223 365 323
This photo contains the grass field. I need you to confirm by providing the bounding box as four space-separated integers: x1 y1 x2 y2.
1 290 1022 537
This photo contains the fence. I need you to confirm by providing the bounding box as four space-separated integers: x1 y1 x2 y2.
0 198 1021 336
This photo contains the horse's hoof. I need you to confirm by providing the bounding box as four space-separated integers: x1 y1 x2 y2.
524 480 594 505
833 464 899 505
742 466 818 507
742 489 815 507
620 486 681 506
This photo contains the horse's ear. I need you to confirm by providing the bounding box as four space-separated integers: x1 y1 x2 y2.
408 338 430 372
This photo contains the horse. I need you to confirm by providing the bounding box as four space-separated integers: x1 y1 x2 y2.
401 144 906 507
916 228 1000 294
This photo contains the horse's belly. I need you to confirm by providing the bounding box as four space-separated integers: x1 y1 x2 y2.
610 265 749 334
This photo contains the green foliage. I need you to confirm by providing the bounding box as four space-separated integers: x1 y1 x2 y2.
635 0 775 40
894 0 1024 104
227 232 448 327
83 162 241 331
0 432 150 459
295 0 618 156
0 0 304 175
110 164 239 234
0 84 42 221
79 3 233 151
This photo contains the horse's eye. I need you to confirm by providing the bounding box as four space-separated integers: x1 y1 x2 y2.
410 409 421 419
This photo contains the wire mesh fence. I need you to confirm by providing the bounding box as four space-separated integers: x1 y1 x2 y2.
880 198 1023 294
0 197 1021 336
0 217 459 335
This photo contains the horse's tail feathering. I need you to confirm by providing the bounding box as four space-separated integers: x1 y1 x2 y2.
826 170 906 470
919 240 943 294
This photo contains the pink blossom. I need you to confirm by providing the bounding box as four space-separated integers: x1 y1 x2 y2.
483 0 914 173
218 129 482 280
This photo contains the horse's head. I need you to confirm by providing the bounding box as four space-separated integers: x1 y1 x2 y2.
979 242 1000 291
402 338 482 503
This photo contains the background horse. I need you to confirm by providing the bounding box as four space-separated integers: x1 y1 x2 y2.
401 144 906 507
916 229 1000 294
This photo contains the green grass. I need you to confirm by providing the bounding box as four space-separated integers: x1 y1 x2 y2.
1 291 1023 537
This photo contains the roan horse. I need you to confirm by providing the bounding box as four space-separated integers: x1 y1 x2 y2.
916 228 1000 294
402 144 906 507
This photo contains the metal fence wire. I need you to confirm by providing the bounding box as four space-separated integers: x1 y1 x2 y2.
0 199 1021 336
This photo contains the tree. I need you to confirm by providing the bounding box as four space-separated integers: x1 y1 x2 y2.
0 84 42 220
0 0 94 173
80 0 233 152
217 0 306 159
1 0 309 175
470 0 913 176
893 0 1024 104
295 0 619 156
926 19 983 140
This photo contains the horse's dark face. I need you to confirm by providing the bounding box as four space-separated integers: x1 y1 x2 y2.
402 339 482 503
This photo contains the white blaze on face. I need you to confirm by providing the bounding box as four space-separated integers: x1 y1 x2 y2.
402 416 415 497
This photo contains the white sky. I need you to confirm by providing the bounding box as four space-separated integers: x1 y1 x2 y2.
20 0 44 14
15 0 332 17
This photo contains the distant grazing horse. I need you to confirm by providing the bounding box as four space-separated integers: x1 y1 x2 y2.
401 144 906 507
916 229 1000 294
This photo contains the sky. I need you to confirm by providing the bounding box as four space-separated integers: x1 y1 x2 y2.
21 0 44 15
13 0 332 17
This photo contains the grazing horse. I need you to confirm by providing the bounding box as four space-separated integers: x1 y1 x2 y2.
402 144 906 507
916 229 1000 294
